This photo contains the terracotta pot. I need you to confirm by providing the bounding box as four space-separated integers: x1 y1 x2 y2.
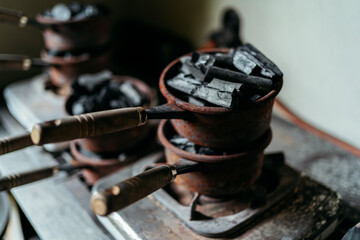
159 48 282 149
157 120 272 196
66 75 156 154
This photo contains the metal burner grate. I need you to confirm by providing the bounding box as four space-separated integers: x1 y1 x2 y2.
134 153 300 238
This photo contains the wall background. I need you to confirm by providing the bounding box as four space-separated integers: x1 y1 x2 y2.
0 0 359 148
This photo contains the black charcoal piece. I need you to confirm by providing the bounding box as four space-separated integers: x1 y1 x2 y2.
72 95 87 115
108 80 122 90
84 5 99 17
83 95 97 112
214 53 234 68
180 58 205 80
196 146 223 155
119 82 142 106
207 78 242 92
191 52 200 63
71 79 89 95
195 86 236 108
204 66 273 94
170 135 225 155
43 9 52 18
193 53 216 72
236 44 283 79
51 3 72 21
169 135 196 154
77 70 112 92
233 49 258 75
249 94 263 102
95 86 115 109
68 2 84 15
187 96 206 106
109 99 128 109
71 71 149 114
167 74 242 108
72 103 85 115
167 74 201 95
63 52 73 60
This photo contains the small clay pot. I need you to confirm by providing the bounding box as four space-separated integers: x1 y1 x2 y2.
157 120 272 196
36 14 111 52
66 75 156 154
159 48 282 149
70 129 158 185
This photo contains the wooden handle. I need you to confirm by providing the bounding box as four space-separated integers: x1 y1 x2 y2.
0 132 33 155
31 107 147 145
91 165 177 216
0 7 28 27
0 54 32 71
0 166 57 191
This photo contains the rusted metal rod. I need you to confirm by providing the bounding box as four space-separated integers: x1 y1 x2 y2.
0 132 33 156
91 162 199 216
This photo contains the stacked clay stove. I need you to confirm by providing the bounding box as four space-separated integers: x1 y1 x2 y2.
38 2 111 89
90 45 284 221
160 44 283 196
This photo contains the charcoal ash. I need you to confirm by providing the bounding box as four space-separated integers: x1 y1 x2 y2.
170 135 227 156
70 70 149 115
44 2 108 21
166 45 282 108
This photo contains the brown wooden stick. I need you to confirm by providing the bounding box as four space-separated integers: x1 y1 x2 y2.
0 7 47 29
0 54 32 71
31 107 147 145
0 7 27 27
0 132 33 155
0 166 57 191
91 165 177 216
0 54 48 71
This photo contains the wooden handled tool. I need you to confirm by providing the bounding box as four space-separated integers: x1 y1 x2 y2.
0 163 80 192
0 7 48 29
0 132 33 156
31 107 147 145
91 162 199 216
0 54 48 71
31 104 187 146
